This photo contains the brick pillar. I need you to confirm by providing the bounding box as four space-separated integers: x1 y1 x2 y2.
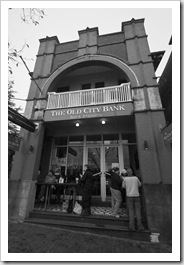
78 27 98 56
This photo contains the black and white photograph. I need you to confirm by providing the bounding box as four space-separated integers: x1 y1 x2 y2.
1 0 180 262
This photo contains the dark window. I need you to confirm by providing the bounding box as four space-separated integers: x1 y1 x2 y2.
118 79 128 85
87 135 102 144
103 134 119 144
56 86 69 93
95 82 104 88
54 137 68 146
69 136 84 145
82 83 91 90
122 134 136 143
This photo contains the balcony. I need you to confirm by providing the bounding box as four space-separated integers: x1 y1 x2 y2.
46 83 131 110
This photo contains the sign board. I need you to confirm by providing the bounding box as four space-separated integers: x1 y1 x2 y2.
44 102 133 122
161 124 172 145
8 134 21 151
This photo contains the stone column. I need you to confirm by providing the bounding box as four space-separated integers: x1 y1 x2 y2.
9 122 45 220
123 18 172 243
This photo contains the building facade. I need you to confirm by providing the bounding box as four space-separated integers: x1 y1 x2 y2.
9 18 172 243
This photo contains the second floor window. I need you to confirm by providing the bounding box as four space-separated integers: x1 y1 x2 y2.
82 83 91 90
56 86 69 93
95 82 105 88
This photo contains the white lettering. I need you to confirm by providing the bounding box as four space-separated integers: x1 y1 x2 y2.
109 106 114 111
67 109 73 115
119 105 125 111
51 111 57 116
84 108 89 113
113 106 119 111
95 107 101 112
103 106 109 112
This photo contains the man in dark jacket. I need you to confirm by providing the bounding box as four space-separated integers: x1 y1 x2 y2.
80 164 94 216
110 167 122 217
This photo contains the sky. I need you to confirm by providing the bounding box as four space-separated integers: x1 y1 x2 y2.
8 5 172 112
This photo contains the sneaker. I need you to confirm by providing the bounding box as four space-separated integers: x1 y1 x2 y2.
113 214 120 218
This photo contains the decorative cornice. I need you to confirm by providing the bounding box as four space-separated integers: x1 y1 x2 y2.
131 84 159 89
122 18 145 27
133 108 165 113
37 52 55 57
124 35 148 42
39 36 59 43
129 60 153 66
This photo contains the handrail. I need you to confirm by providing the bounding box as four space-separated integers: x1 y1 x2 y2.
46 83 131 110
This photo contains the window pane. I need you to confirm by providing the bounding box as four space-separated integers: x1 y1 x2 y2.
56 86 69 93
51 147 67 174
103 134 119 144
95 82 104 88
105 146 119 196
82 83 91 90
87 135 102 144
122 134 136 143
54 137 67 146
88 147 101 196
67 146 83 182
69 136 83 145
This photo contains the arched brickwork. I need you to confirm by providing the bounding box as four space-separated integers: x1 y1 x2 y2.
42 54 140 95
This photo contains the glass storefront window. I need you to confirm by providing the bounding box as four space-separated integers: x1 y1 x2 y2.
67 146 83 182
103 134 119 145
54 136 68 146
122 134 136 143
87 135 102 144
87 147 101 196
69 136 83 145
51 146 67 175
105 146 119 196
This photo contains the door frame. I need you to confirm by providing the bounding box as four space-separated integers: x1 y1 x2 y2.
85 139 125 202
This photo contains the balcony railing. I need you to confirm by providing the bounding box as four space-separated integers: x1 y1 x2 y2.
46 83 131 109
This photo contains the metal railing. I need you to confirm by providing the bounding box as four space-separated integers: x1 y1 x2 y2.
46 83 131 109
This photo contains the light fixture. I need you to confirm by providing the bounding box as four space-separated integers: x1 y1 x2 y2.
29 145 34 154
144 140 149 150
76 122 80 127
101 119 106 125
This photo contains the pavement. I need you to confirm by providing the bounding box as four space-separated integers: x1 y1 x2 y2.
8 219 172 254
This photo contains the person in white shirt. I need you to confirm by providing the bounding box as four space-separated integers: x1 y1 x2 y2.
122 168 144 231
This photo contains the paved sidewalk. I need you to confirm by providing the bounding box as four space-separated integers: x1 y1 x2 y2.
8 220 172 253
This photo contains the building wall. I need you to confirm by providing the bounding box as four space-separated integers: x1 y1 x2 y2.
9 18 172 243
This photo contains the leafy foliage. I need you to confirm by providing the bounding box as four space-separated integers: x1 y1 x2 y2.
8 8 45 135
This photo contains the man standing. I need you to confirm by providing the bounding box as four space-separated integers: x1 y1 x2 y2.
122 168 144 231
80 164 94 216
110 167 122 218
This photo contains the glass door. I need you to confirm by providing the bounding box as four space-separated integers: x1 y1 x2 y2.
104 146 119 196
87 147 101 196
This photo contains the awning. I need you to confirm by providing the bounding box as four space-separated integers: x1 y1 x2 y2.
8 107 36 132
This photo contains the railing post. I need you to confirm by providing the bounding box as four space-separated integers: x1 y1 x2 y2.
68 93 71 107
47 93 51 109
57 94 60 108
80 92 82 106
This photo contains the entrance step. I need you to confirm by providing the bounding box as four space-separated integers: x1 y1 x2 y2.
25 209 150 242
